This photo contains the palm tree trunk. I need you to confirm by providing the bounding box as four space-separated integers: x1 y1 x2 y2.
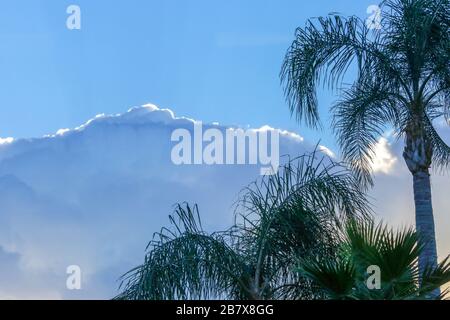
413 170 441 298
413 170 439 275
404 132 440 298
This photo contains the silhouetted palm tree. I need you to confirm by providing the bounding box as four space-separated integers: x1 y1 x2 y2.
116 152 370 300
281 0 450 296
298 219 450 299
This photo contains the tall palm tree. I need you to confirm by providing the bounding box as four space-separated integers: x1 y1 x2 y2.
116 151 371 300
281 0 450 294
298 219 450 300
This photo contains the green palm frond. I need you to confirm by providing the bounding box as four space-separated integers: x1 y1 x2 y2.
419 256 450 299
332 78 404 187
298 218 450 300
116 204 249 300
424 114 450 170
298 257 356 300
280 15 375 128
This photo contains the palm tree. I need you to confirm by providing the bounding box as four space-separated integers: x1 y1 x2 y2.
281 0 450 294
298 219 450 299
116 151 371 300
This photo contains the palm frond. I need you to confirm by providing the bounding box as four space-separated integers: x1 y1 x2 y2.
281 15 375 128
298 218 450 300
116 204 249 300
332 77 405 187
419 255 450 299
424 114 450 171
298 256 356 300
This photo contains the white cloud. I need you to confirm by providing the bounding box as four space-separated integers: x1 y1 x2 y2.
0 104 448 299
371 137 398 174
0 137 14 145
0 104 325 299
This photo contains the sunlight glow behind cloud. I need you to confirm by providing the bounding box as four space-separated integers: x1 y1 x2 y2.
371 137 398 174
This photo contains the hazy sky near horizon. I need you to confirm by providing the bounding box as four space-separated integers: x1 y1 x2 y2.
0 0 377 149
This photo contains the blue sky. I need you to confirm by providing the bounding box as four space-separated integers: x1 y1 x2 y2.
0 0 377 150
1 1 450 299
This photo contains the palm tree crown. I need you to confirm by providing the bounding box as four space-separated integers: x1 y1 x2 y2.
282 0 449 181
